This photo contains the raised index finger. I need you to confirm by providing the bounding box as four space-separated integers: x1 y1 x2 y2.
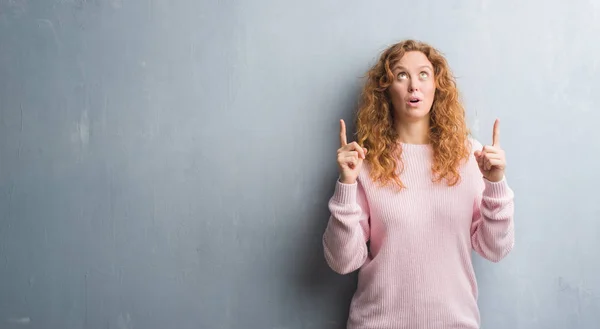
339 119 348 146
492 118 500 146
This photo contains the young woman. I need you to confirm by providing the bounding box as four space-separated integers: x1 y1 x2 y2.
323 39 515 329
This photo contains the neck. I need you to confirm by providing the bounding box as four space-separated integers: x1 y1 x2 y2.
394 116 430 144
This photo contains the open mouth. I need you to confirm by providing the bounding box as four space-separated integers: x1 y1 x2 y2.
408 98 421 104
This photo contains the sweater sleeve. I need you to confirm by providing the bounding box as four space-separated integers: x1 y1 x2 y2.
470 175 515 262
322 179 371 275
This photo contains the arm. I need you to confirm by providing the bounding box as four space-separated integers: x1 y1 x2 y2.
322 179 370 274
471 176 515 262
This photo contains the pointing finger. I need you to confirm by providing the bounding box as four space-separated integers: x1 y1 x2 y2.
492 119 500 147
339 119 348 146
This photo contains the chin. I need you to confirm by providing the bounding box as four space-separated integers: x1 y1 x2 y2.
400 108 431 121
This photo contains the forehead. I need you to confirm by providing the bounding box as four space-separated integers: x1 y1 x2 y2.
395 51 433 69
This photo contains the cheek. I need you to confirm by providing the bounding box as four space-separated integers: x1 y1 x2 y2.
424 82 436 100
389 83 407 100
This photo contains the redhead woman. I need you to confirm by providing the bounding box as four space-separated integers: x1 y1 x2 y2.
323 39 515 329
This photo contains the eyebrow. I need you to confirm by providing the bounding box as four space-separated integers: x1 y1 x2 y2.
393 65 433 71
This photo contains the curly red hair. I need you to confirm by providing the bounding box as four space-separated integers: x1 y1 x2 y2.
356 39 471 189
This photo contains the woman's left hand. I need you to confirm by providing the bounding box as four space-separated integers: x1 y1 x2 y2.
474 119 506 182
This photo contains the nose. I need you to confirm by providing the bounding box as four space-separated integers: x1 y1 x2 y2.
408 79 419 92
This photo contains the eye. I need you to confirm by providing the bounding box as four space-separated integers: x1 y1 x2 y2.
397 72 408 80
419 71 429 79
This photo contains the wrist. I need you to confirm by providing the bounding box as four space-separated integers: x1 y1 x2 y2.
338 176 356 184
484 171 505 183
484 176 503 183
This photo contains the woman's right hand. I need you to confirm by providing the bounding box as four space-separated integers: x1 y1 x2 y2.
337 119 367 184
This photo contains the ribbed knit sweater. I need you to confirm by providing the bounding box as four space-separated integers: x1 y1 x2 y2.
322 139 515 329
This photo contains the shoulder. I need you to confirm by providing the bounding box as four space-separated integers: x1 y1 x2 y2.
467 136 483 154
463 136 482 174
357 160 372 184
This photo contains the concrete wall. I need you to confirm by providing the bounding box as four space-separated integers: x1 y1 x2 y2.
1 1 599 328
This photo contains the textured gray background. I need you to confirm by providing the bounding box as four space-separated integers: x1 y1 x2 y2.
1 0 599 328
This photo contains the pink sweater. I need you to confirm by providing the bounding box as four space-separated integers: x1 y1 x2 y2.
323 139 515 329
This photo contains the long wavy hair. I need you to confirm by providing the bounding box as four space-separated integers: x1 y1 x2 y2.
356 39 471 189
